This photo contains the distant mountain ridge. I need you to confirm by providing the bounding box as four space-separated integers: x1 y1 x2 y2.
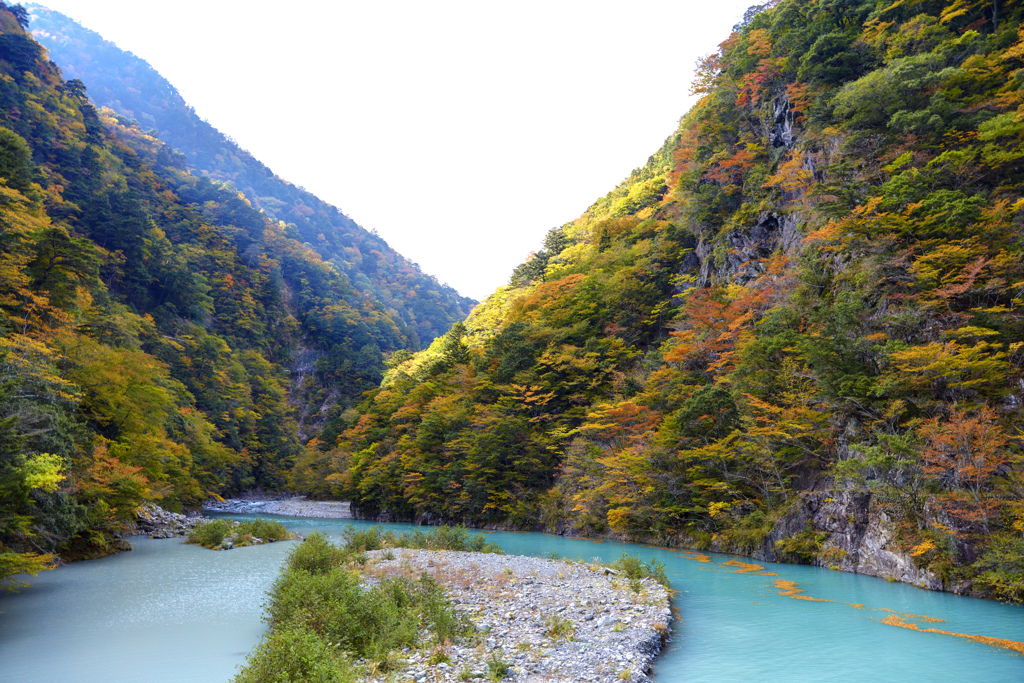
27 4 475 348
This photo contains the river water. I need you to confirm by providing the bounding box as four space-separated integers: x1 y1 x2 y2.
1 515 1021 682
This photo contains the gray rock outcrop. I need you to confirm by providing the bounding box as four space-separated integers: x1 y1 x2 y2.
756 491 945 591
133 503 205 539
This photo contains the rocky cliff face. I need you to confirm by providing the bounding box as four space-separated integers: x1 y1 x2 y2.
355 492 959 595
678 91 950 594
757 491 949 591
693 211 804 287
131 503 206 540
289 346 336 441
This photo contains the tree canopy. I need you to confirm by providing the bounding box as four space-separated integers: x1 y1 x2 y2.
304 0 1024 603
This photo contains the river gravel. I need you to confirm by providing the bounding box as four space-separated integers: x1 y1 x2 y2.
205 497 354 518
360 549 672 683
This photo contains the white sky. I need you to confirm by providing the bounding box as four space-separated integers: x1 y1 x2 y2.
34 0 752 301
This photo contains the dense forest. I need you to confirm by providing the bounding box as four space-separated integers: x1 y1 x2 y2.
0 3 445 589
5 0 1024 604
25 5 476 348
294 0 1024 602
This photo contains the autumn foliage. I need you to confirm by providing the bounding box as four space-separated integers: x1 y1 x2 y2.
4 0 1024 603
0 7 439 587
308 0 1024 603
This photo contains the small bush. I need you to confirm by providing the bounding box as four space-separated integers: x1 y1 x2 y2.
774 525 826 563
647 558 669 587
612 553 645 578
266 566 417 659
416 574 472 642
394 525 504 554
342 526 394 552
264 561 469 666
610 552 670 588
359 582 421 663
544 614 576 641
486 649 511 681
973 533 1024 604
343 524 504 554
286 532 354 574
237 522 493 677
187 519 233 548
232 625 356 683
238 518 290 542
692 531 713 550
187 518 295 550
727 509 775 552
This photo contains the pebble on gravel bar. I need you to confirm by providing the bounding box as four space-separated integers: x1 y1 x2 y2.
360 549 673 683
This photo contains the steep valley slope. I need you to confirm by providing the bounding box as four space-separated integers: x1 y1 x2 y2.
299 0 1024 603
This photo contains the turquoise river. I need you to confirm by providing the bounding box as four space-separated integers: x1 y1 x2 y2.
1 515 1021 682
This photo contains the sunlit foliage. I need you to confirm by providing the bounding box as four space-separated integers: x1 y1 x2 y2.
311 0 1024 601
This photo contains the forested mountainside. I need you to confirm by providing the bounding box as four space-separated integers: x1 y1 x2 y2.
26 5 475 348
300 0 1024 602
0 4 423 588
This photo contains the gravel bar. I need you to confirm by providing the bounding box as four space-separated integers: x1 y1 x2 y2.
360 549 673 682
204 497 354 518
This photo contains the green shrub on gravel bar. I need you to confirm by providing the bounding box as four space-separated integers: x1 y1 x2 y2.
341 525 392 552
186 519 233 548
610 552 670 588
396 525 504 554
286 531 362 573
232 625 357 683
187 518 293 550
341 524 504 554
262 566 470 660
239 518 292 542
233 532 476 682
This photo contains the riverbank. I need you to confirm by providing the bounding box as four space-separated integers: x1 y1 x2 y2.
357 549 671 682
204 494 967 600
347 497 971 599
7 516 1024 683
130 503 206 539
205 496 353 518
